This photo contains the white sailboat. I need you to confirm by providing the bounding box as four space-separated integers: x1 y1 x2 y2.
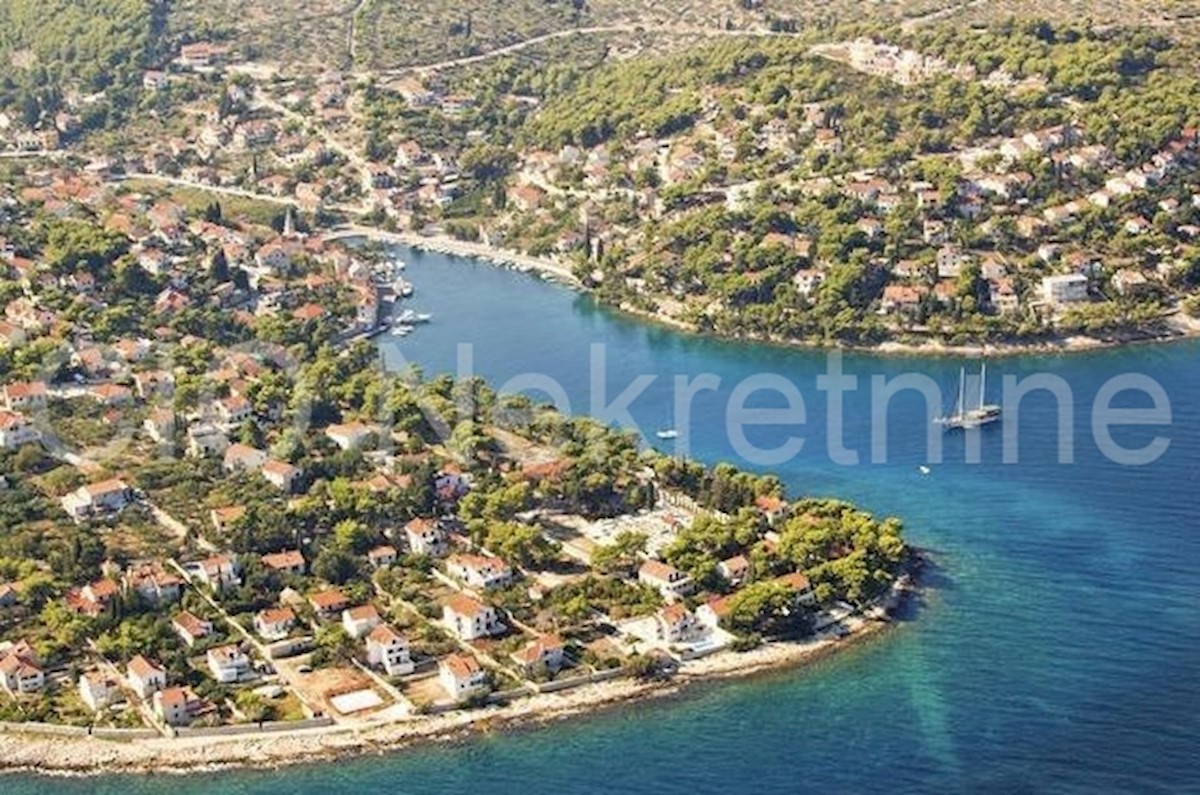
655 405 679 440
936 363 1002 430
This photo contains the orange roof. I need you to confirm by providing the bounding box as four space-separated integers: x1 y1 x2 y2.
443 593 487 618
84 479 129 498
720 554 750 574
775 572 812 591
86 578 120 599
292 303 327 321
208 644 245 662
157 685 197 709
128 654 164 679
309 589 348 610
639 560 680 581
703 594 734 618
4 381 46 398
512 634 563 664
659 603 692 624
755 495 785 513
405 517 437 533
257 607 295 625
367 624 405 645
346 604 380 622
198 553 236 574
224 443 263 462
173 611 211 637
261 549 305 570
441 653 480 678
262 459 299 478
448 553 508 571
368 545 397 560
0 411 28 430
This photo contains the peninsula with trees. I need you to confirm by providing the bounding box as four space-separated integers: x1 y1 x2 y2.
0 163 911 771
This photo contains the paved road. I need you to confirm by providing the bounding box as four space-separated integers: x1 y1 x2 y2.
366 24 802 80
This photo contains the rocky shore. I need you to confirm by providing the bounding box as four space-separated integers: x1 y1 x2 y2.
0 612 902 778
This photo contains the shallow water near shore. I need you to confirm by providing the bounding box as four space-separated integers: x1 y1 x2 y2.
9 248 1200 792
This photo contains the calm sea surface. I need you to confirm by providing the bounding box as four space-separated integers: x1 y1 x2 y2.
9 249 1199 793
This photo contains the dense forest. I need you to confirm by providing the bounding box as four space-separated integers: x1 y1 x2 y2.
0 0 165 132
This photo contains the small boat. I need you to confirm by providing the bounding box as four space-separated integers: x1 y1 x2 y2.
655 429 679 440
936 363 1001 430
390 325 413 337
414 313 432 323
918 465 931 475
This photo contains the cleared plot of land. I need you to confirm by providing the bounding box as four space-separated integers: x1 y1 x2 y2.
329 688 384 715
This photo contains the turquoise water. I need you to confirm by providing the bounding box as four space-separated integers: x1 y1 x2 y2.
10 250 1199 792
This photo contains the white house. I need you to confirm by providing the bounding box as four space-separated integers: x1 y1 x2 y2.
697 595 733 630
342 604 383 639
254 607 296 641
61 479 134 521
1041 274 1089 305
194 554 241 591
442 594 503 640
446 554 514 590
2 381 47 411
126 654 167 699
655 604 702 643
261 549 306 576
324 422 377 450
124 561 183 604
206 644 250 683
187 423 229 458
79 671 123 711
0 641 44 694
404 518 448 556
0 411 39 449
173 610 214 647
936 245 969 279
365 624 414 676
367 545 398 568
792 269 824 297
717 555 750 586
308 588 349 618
223 442 268 473
142 408 176 444
1112 268 1150 297
215 395 253 425
154 686 204 727
262 459 301 492
510 635 565 676
638 560 694 601
438 654 488 701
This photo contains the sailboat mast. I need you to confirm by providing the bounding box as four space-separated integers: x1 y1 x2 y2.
979 362 987 410
957 367 965 416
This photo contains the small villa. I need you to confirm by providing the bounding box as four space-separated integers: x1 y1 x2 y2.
442 593 503 640
438 654 488 701
638 560 694 601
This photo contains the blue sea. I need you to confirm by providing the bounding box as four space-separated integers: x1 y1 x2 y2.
10 250 1199 793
